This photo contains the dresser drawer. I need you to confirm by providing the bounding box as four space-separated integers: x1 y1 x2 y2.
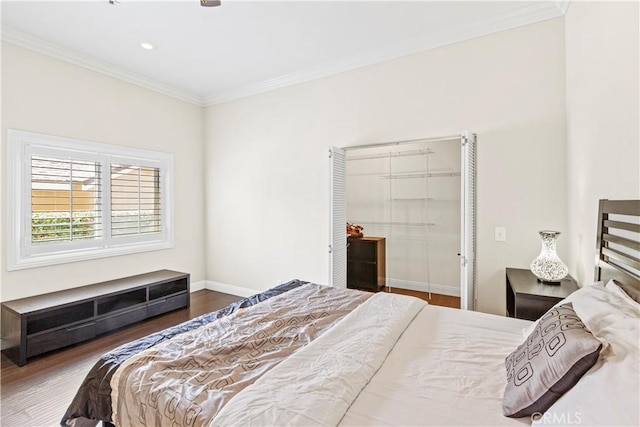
96 306 147 335
347 261 378 291
514 295 561 321
349 239 376 261
148 293 188 317
27 322 96 357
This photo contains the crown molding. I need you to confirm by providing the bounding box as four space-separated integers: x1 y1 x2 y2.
2 1 568 109
1 26 206 106
203 1 566 106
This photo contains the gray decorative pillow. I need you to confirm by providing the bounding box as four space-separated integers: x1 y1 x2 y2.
503 303 602 418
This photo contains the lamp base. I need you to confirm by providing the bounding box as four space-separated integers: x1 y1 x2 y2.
537 278 561 285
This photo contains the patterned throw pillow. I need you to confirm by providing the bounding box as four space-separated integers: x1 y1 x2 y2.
503 303 602 418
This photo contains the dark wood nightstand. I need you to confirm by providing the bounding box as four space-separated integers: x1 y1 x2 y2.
506 268 578 321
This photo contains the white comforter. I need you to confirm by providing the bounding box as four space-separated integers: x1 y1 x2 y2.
340 303 532 426
210 292 426 426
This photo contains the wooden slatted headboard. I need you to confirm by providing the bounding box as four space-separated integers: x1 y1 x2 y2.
595 199 640 300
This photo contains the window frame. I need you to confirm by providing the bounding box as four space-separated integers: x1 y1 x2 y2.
7 129 174 271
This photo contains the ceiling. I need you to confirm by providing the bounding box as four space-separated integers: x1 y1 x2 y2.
1 1 568 106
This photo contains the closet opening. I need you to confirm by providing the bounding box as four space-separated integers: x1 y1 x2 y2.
330 133 476 310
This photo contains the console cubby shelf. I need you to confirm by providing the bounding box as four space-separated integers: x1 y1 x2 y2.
1 269 189 366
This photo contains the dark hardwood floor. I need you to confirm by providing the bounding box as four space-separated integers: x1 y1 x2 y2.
383 286 461 308
0 290 242 427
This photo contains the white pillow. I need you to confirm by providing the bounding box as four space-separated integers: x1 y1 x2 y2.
532 282 640 426
520 281 637 340
605 279 640 311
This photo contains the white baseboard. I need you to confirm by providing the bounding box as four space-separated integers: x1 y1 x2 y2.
387 278 460 297
190 280 206 292
204 280 257 298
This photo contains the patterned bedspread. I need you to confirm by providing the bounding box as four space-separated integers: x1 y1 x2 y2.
110 284 369 427
61 280 369 427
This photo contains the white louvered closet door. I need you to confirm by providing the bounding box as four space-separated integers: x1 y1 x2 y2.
329 146 347 288
461 133 477 310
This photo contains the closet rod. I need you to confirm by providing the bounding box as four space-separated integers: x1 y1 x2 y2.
350 220 435 227
346 148 434 161
388 236 432 242
381 172 461 179
343 134 462 151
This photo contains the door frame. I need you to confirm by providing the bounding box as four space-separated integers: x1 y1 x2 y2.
329 132 477 310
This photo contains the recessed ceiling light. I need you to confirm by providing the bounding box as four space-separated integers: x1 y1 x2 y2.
140 41 155 50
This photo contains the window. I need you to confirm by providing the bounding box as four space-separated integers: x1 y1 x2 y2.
110 164 162 237
31 156 103 244
7 130 173 270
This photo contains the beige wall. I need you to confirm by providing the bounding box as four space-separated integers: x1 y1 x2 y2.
8 5 633 313
1 42 206 301
565 1 640 286
204 18 568 315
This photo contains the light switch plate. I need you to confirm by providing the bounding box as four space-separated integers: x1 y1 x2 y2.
495 227 506 242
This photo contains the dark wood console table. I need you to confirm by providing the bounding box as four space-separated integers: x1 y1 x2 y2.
1 269 189 366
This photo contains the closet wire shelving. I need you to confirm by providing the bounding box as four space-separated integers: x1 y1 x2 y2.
346 144 461 298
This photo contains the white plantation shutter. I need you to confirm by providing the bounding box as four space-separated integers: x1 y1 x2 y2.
7 130 173 271
31 156 102 244
330 146 347 288
111 164 162 237
461 133 477 311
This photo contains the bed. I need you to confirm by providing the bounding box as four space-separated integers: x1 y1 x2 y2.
62 199 640 427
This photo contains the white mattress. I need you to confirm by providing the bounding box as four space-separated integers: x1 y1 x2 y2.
339 304 533 426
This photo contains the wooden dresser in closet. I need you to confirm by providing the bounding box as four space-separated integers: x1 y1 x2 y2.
347 236 386 292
